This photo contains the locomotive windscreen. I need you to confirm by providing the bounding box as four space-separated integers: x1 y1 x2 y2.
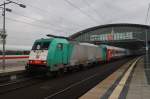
32 42 50 50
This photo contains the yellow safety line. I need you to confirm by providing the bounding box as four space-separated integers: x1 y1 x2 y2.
108 57 140 99
79 59 135 99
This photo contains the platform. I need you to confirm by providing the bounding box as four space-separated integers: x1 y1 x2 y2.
0 57 28 68
80 56 150 99
126 57 150 99
0 66 25 75
0 57 27 81
0 58 27 74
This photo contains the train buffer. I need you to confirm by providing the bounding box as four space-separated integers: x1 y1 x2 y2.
79 56 150 99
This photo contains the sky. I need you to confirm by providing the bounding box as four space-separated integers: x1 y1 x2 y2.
0 0 150 50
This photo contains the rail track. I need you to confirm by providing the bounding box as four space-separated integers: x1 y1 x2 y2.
0 57 134 99
0 74 48 94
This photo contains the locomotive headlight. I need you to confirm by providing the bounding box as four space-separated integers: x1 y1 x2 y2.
43 61 47 64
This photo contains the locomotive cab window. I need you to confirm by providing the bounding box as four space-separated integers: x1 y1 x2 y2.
42 42 50 50
32 42 51 50
32 42 41 50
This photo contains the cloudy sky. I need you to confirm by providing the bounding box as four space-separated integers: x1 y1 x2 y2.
0 0 150 50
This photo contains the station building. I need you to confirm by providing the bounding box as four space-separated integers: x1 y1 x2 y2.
70 23 150 50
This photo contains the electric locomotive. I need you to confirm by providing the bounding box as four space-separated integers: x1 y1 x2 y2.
26 35 129 74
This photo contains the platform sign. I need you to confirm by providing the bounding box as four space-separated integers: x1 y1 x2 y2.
0 29 3 44
0 29 7 44
0 39 2 43
90 32 133 41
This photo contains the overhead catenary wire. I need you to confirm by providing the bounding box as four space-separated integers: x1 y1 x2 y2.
3 0 103 36
8 11 80 32
6 17 81 36
5 17 65 32
82 0 105 23
63 0 100 24
13 0 100 35
14 0 85 28
14 0 91 36
7 0 93 36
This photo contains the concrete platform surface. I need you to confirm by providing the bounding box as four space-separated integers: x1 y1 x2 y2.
80 57 147 99
0 58 28 69
126 58 150 99
0 66 25 76
0 58 27 76
79 58 137 99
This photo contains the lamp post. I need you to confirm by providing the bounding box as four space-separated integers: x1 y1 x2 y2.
0 0 26 69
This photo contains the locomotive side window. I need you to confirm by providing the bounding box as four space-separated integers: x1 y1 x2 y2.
57 43 63 50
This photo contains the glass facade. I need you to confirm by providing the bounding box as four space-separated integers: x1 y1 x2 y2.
71 25 150 42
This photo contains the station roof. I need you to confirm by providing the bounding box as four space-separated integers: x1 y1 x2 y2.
69 23 150 51
70 23 150 39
